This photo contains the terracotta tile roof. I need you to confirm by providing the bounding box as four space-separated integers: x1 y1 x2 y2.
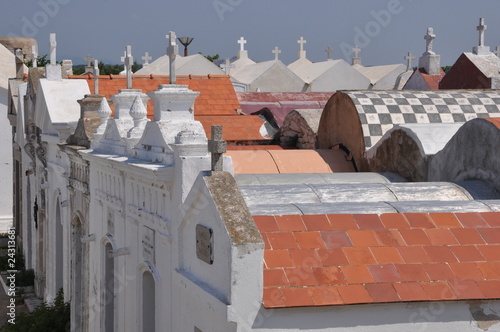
226 145 283 151
195 115 266 141
225 149 356 174
418 68 446 90
69 74 240 116
257 212 500 308
69 75 269 142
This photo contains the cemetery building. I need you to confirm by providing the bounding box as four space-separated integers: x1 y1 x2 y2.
404 28 446 90
440 18 500 89
7 31 500 332
287 40 371 91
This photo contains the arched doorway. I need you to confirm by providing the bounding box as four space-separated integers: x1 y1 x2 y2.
142 271 155 332
103 243 114 332
55 197 63 291
71 216 83 332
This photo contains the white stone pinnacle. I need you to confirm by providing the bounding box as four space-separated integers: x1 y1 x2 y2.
96 97 112 135
129 95 147 121
97 97 112 119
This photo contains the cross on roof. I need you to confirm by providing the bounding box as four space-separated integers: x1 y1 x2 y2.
237 37 247 51
93 59 99 94
208 125 227 172
142 52 152 66
404 52 415 70
424 27 436 55
477 18 487 47
31 45 38 68
49 33 57 65
352 45 361 58
494 46 500 58
84 54 94 67
297 37 307 52
122 45 133 89
167 31 178 84
220 58 235 75
272 46 281 61
325 46 333 60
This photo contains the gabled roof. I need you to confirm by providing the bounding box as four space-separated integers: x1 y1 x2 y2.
135 54 225 76
257 212 500 308
353 64 407 85
231 61 279 84
463 53 500 78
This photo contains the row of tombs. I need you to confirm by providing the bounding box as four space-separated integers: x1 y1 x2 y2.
7 58 500 331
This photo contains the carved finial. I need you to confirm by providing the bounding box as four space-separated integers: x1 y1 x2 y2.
95 97 112 135
128 96 147 138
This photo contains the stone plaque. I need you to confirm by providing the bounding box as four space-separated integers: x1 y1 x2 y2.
142 226 155 264
196 224 213 265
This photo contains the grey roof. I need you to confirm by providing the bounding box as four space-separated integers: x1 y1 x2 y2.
235 173 500 216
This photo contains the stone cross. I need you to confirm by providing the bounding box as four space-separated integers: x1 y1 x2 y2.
49 33 57 65
84 54 94 67
93 59 99 94
208 125 227 172
85 54 94 73
404 52 415 70
31 45 38 68
298 37 307 52
167 31 178 84
272 47 281 61
352 45 361 58
326 46 333 60
477 18 487 47
123 45 133 89
238 37 247 51
494 46 500 58
142 52 152 66
220 58 235 75
424 27 436 55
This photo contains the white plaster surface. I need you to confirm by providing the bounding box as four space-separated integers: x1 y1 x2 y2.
34 79 89 138
136 54 225 76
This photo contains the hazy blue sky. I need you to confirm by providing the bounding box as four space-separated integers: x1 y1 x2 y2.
2 0 500 66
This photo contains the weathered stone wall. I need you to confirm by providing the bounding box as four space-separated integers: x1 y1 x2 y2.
280 109 322 149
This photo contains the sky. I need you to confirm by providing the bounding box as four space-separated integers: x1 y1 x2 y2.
1 0 500 67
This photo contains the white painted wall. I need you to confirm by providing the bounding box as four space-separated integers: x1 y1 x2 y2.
0 44 15 232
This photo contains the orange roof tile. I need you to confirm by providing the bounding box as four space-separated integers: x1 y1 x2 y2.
68 75 273 142
256 212 500 308
418 68 446 90
69 75 240 116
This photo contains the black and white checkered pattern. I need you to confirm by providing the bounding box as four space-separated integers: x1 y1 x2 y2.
345 91 500 148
